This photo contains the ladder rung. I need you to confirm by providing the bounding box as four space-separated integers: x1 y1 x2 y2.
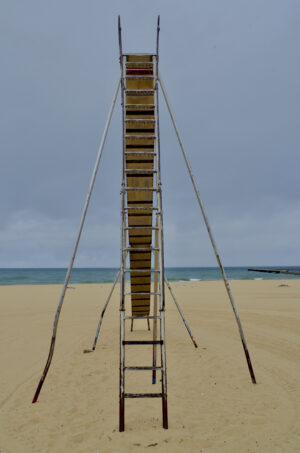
125 104 155 108
125 207 158 211
124 393 162 399
125 76 154 80
125 119 155 123
126 113 155 117
125 135 156 139
125 188 158 191
126 71 153 77
124 247 159 251
125 62 153 66
124 315 161 320
124 226 159 230
127 211 152 215
125 169 157 173
125 292 161 296
125 366 162 371
126 90 154 95
123 340 163 345
125 152 156 155
126 129 155 134
123 247 155 251
124 269 160 273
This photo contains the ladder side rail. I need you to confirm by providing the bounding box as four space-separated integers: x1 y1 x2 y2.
32 77 121 404
118 16 123 61
152 220 159 384
119 56 126 315
154 61 166 312
158 73 256 385
154 56 168 429
159 309 168 429
119 50 126 432
119 309 125 431
156 15 160 60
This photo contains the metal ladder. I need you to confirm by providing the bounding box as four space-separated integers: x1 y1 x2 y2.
119 48 168 431
31 16 256 422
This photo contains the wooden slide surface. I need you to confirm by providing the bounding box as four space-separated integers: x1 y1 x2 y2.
124 54 156 316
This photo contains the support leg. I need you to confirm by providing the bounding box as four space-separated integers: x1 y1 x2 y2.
160 310 168 429
89 270 120 351
165 277 198 348
152 223 159 384
32 77 121 404
119 310 125 432
159 73 256 384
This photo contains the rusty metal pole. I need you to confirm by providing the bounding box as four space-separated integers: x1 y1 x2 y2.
159 73 256 385
164 277 198 348
118 16 126 432
32 76 121 404
152 220 159 384
90 269 121 351
155 46 168 427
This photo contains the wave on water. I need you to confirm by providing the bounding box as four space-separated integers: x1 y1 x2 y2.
0 266 299 285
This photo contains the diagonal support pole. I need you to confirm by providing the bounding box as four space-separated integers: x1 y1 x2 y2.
90 269 121 351
32 76 121 403
158 73 256 384
164 277 198 348
89 252 127 352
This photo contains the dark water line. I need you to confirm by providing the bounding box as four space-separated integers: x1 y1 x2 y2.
0 267 300 286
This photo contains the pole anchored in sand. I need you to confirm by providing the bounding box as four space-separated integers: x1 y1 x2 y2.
89 269 121 352
32 76 121 403
164 277 198 348
158 73 256 384
87 252 129 352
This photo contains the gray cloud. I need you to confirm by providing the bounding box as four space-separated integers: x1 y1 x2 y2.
1 0 300 267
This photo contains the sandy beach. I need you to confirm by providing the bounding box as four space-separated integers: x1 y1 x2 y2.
0 280 299 452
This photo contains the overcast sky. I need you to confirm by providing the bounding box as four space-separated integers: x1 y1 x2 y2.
1 0 300 268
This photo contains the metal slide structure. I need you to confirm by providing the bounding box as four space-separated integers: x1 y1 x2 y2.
118 18 168 430
32 17 256 433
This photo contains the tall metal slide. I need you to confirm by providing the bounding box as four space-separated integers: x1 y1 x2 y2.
119 22 168 430
32 17 256 434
